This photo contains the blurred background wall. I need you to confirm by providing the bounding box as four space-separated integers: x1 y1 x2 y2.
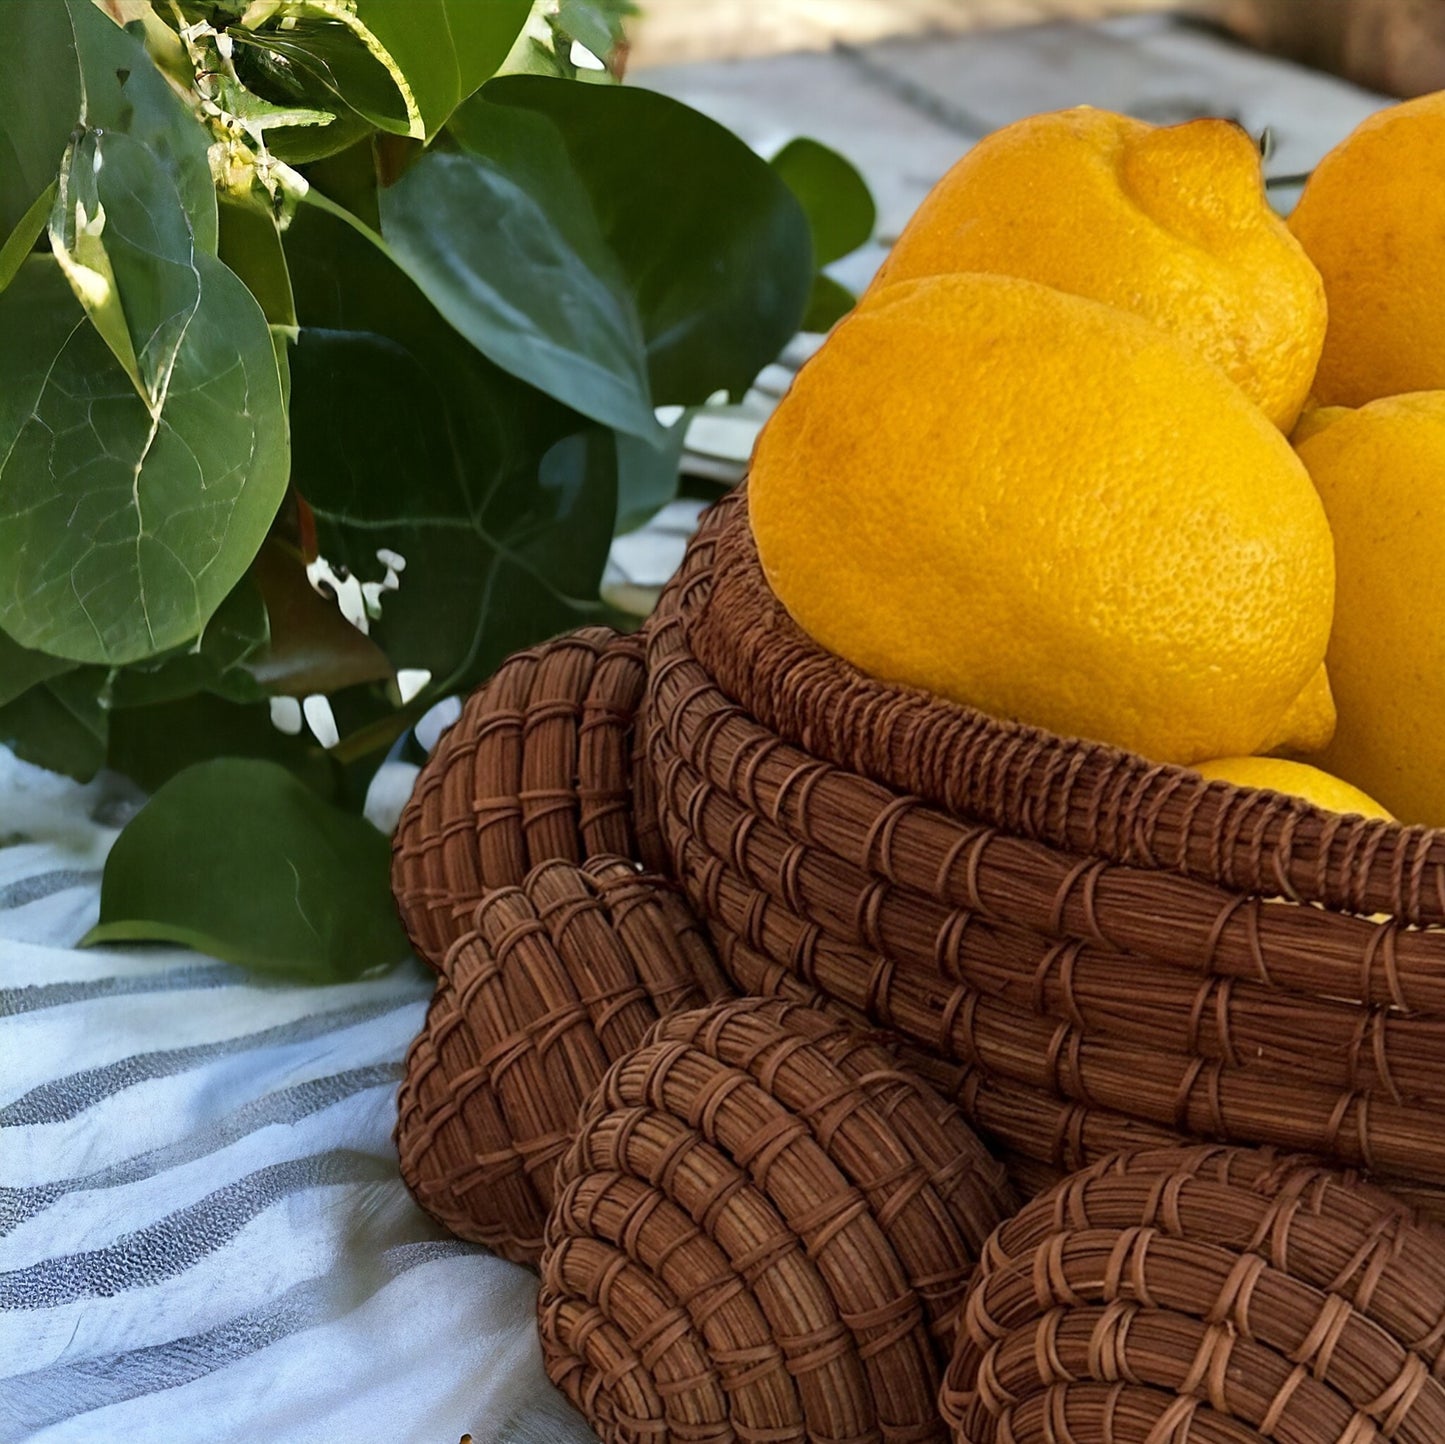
628 1 1182 66
629 0 1445 99
1199 0 1445 98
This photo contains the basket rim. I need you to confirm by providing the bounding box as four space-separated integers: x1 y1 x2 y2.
673 487 1445 927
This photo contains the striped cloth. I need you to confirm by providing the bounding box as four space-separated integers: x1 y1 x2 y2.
0 748 595 1444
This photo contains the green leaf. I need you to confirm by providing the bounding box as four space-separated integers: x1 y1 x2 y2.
212 73 338 139
106 577 270 709
301 136 381 230
355 0 531 139
244 537 395 697
0 1 82 241
802 271 857 333
208 61 352 165
13 19 282 668
549 0 635 69
0 629 74 710
229 19 415 137
41 5 223 396
0 256 289 666
0 179 55 295
218 197 296 329
237 92 375 167
769 138 871 335
83 758 409 982
290 333 617 698
770 137 876 267
68 0 218 253
106 690 332 796
481 76 813 405
50 128 202 404
0 670 108 781
496 26 570 82
498 0 632 82
379 111 657 441
616 411 690 534
285 204 618 701
1 1 216 256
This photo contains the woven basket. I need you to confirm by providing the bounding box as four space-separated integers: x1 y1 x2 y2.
538 997 1016 1444
392 626 661 970
644 488 1445 1211
395 855 730 1265
942 1144 1445 1443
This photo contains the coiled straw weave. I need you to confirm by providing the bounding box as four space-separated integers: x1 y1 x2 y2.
643 488 1445 1207
396 856 729 1264
393 627 659 970
942 1145 1445 1444
389 484 1445 1444
538 997 1016 1444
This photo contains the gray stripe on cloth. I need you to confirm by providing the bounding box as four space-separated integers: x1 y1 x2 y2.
0 1237 478 1435
0 1064 403 1236
0 996 418 1126
0 871 101 912
0 964 242 1019
0 1150 398 1310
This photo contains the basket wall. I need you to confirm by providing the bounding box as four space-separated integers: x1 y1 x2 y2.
643 489 1445 1209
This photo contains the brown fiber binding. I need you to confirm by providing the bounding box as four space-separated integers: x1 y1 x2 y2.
394 855 730 1265
642 488 1445 1210
389 485 1445 1444
943 1144 1445 1444
538 997 1016 1444
392 627 656 970
684 491 1445 927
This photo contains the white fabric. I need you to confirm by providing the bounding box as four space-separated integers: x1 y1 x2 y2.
0 750 595 1444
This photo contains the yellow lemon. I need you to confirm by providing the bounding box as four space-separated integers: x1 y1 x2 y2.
1192 757 1391 820
1290 91 1445 408
1290 406 1351 445
750 272 1335 767
866 107 1325 431
1296 391 1445 824
1262 662 1336 756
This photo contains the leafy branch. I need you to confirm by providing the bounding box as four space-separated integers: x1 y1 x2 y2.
0 0 874 980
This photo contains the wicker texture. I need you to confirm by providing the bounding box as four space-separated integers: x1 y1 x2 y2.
685 497 1445 928
389 486 1445 1440
642 489 1445 1203
395 856 730 1265
392 627 659 970
708 920 1189 1192
538 997 1016 1444
943 1145 1445 1444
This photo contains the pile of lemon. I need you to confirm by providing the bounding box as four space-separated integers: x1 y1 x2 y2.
750 96 1445 827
